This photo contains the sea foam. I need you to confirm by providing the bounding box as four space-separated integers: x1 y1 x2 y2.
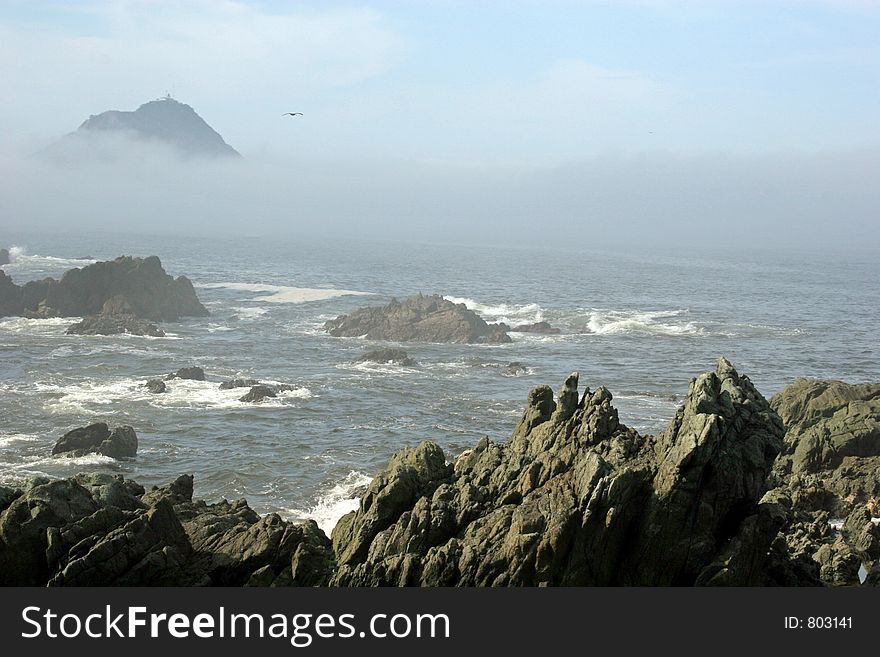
286 470 373 535
201 282 372 304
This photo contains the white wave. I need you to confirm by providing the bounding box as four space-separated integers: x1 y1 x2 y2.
0 316 80 334
336 361 420 376
580 309 704 336
443 295 545 325
232 305 269 320
36 378 313 413
4 246 96 268
285 471 372 535
201 282 373 304
0 433 41 448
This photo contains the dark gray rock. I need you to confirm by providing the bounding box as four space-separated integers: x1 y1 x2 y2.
324 294 512 344
17 255 208 321
145 378 167 394
0 270 23 318
219 378 261 390
509 321 561 334
0 248 9 266
66 314 165 337
166 366 205 381
239 385 277 403
357 348 417 366
52 422 138 459
503 362 528 377
331 358 791 586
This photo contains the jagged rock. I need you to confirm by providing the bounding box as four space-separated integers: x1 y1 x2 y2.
0 473 333 586
0 248 9 265
0 485 22 513
0 270 23 317
509 321 561 334
51 422 138 459
239 385 277 403
166 366 205 381
66 314 165 337
331 358 789 586
324 294 512 344
145 379 167 394
219 378 261 390
357 348 417 366
13 255 208 321
768 378 880 585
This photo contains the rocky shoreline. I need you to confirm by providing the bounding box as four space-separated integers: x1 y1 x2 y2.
1 358 876 586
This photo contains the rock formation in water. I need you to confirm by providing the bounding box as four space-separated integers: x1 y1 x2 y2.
52 422 138 460
324 294 511 344
219 378 261 390
166 367 206 381
357 348 417 366
0 256 208 324
0 248 9 266
145 379 167 394
46 97 241 161
66 313 165 337
2 361 876 586
239 384 295 403
508 321 561 334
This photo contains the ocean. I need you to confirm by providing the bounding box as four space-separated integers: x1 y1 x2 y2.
1 231 878 534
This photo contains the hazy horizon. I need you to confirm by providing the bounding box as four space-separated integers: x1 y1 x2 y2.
2 1 878 250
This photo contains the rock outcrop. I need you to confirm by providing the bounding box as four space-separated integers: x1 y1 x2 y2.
0 474 329 586
219 378 261 390
324 294 511 344
66 313 165 337
331 358 790 585
52 422 138 460
0 248 9 266
765 379 880 586
0 256 208 321
357 348 417 366
508 321 561 334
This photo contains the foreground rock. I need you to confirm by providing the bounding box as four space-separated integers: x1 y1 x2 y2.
324 294 511 344
0 271 21 317
357 348 417 366
52 422 138 460
0 255 208 320
766 378 880 586
0 474 329 586
331 358 795 585
66 314 165 337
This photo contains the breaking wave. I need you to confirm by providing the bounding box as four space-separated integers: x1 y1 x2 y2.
443 295 545 325
578 309 704 336
285 470 373 535
201 282 373 304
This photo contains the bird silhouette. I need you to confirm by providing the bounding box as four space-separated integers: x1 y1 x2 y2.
283 112 303 117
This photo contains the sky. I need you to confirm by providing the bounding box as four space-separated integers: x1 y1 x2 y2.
1 0 878 248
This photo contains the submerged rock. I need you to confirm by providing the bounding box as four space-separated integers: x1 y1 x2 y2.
503 362 528 376
145 379 167 394
508 321 561 334
357 348 417 366
324 294 512 344
219 378 261 390
166 366 206 381
239 385 278 403
52 422 138 459
66 314 165 337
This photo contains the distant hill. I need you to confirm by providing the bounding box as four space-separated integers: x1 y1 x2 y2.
46 97 241 160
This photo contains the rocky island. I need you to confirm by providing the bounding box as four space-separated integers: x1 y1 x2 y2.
0 255 208 335
324 294 511 344
0 358 876 586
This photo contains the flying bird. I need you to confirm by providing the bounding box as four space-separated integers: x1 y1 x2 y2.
283 112 303 117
